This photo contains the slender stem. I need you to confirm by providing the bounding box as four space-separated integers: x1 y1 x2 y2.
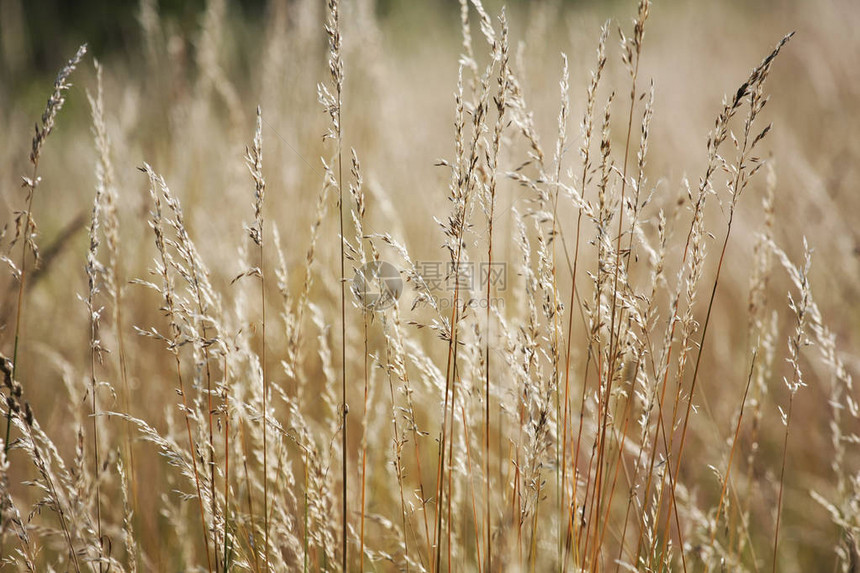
484 208 493 573
445 340 462 572
223 353 232 571
261 206 269 572
185 247 220 569
304 460 310 573
383 316 412 571
360 303 369 572
176 353 214 573
592 51 639 571
594 361 641 554
460 399 482 573
88 300 103 572
708 350 757 552
203 330 218 568
239 417 260 573
393 310 433 564
7 163 38 455
772 395 793 573
434 188 469 573
336 91 348 573
115 273 139 551
550 114 566 573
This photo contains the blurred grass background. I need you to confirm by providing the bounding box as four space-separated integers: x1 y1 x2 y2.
0 0 858 569
4 0 858 322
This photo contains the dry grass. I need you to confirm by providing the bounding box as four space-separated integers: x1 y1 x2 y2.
0 0 858 571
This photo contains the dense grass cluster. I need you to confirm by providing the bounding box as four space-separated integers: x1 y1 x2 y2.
0 0 858 571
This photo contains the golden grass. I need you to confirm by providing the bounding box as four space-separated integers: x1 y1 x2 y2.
0 0 858 571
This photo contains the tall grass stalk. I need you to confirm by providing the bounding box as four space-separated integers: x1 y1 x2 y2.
7 44 87 454
245 104 268 571
348 149 372 571
550 50 571 570
87 59 139 566
141 165 213 573
319 0 349 567
591 5 648 565
482 10 510 571
563 24 607 568
657 33 792 562
84 119 105 573
770 239 812 573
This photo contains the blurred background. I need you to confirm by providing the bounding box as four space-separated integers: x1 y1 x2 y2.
0 0 858 570
2 0 857 362
3 0 858 277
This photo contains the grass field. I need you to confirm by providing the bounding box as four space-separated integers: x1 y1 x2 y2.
0 0 858 571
